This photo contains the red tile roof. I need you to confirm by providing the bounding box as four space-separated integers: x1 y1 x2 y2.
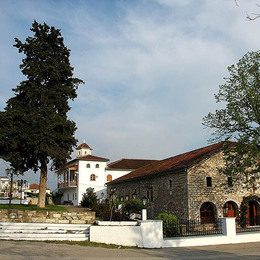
107 159 158 170
76 142 93 150
70 154 109 163
79 154 109 162
29 183 50 190
30 183 39 189
109 142 229 184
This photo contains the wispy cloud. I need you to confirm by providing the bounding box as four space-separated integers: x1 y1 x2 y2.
0 0 259 190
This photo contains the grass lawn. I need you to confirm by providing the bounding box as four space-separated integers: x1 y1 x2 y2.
43 240 138 249
0 204 68 211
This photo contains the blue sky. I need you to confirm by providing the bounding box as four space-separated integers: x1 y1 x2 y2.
0 0 259 191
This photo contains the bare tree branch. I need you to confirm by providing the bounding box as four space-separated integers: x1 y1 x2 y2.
235 0 260 20
246 12 260 20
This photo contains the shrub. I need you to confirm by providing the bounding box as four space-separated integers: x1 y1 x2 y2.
93 203 111 220
81 188 97 208
155 213 179 237
124 198 142 215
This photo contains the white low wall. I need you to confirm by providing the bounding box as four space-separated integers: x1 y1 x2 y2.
91 225 142 247
162 231 260 248
89 218 260 248
95 221 138 226
90 220 163 248
162 218 260 248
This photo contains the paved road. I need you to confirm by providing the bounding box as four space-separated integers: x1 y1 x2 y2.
0 241 259 260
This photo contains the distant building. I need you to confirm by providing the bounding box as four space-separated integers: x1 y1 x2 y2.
0 176 11 197
57 142 157 205
0 176 29 199
28 183 51 195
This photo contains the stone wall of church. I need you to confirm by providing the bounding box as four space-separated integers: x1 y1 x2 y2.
108 170 189 219
108 151 260 220
187 151 259 219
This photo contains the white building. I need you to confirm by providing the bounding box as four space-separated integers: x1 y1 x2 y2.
0 176 10 197
58 142 158 206
58 142 109 205
0 176 29 199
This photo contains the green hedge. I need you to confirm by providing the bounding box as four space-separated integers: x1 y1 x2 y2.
155 213 179 237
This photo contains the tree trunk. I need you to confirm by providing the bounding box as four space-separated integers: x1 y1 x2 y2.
37 161 48 208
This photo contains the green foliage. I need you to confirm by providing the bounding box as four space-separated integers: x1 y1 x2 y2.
93 203 111 220
0 204 68 211
203 50 260 183
239 201 248 228
124 198 143 215
155 213 179 237
81 188 97 208
239 195 260 228
52 190 63 205
44 240 137 249
0 21 84 207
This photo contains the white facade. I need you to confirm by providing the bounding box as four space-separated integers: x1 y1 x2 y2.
0 177 9 197
0 176 30 199
105 169 131 183
58 143 110 205
77 159 108 201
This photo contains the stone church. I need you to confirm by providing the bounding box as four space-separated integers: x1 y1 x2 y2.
107 142 260 224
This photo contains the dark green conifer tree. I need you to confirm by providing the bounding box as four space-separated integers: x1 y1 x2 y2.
0 21 84 207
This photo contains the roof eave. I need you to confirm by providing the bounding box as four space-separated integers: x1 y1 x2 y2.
108 167 186 185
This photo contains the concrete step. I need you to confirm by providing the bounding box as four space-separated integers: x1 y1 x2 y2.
0 222 90 241
0 222 90 228
0 234 89 241
0 229 89 234
0 225 89 231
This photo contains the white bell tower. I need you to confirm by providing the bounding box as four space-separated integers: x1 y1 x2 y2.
76 141 93 158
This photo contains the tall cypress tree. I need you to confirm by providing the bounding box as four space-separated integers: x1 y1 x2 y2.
0 21 84 207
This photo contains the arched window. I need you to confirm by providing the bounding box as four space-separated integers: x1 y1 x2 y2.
86 163 90 168
95 164 99 168
107 174 112 182
90 174 96 181
200 202 216 223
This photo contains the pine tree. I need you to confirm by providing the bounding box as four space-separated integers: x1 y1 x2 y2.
0 21 84 207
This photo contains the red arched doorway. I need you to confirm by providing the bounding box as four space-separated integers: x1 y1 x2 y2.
223 201 238 217
200 202 216 223
247 200 259 226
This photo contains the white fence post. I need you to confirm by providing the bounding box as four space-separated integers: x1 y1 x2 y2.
142 209 147 220
220 217 236 237
140 220 163 248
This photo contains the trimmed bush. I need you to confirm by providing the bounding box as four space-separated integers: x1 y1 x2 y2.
155 213 179 237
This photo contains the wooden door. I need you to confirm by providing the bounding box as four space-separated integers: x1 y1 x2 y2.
246 200 258 226
223 202 236 217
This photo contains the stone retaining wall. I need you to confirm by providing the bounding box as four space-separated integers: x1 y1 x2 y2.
0 209 95 224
